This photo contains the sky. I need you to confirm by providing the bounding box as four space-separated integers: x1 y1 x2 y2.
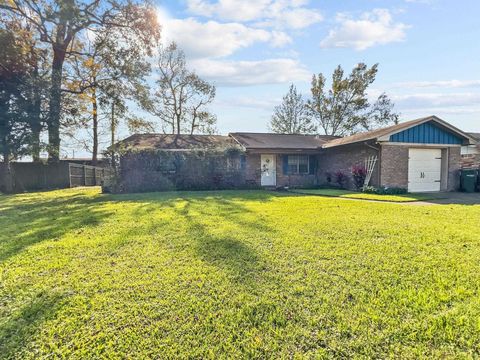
152 0 480 134
60 0 480 158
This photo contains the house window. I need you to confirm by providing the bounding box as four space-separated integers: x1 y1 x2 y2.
287 155 309 174
461 145 479 156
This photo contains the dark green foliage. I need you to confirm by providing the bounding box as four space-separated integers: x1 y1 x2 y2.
307 63 399 136
114 149 252 192
269 84 315 134
363 186 408 195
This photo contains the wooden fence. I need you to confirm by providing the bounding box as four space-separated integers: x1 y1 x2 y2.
0 162 111 193
69 163 112 187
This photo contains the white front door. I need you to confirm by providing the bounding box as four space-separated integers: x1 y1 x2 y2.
261 154 276 186
408 148 442 192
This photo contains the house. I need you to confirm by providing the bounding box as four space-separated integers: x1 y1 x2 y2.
461 132 480 168
115 116 477 193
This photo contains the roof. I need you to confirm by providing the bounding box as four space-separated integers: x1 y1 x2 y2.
468 132 480 141
229 132 338 150
115 134 237 151
323 116 476 148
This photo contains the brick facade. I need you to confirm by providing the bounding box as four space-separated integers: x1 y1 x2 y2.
317 143 380 189
379 145 409 189
379 144 461 191
244 153 317 187
447 147 461 191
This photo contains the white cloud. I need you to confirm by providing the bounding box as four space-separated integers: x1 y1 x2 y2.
320 9 409 50
217 96 280 110
190 58 310 86
157 10 292 59
186 0 323 29
396 80 480 89
393 92 480 109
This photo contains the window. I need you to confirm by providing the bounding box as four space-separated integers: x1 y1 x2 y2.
461 145 479 156
287 155 309 174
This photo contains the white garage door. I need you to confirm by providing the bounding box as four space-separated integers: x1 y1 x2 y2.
408 148 442 192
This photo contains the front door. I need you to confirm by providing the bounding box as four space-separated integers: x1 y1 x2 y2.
408 148 442 192
261 154 276 186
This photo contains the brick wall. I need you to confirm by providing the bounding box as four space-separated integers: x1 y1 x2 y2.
447 147 461 191
275 154 317 187
379 145 409 189
244 153 317 188
380 144 461 191
317 143 380 189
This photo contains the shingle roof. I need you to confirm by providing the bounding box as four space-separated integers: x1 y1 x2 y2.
323 115 475 148
229 132 338 150
116 134 236 151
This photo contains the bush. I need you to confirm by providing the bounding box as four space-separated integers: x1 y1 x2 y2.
334 171 348 188
351 165 367 190
363 186 407 195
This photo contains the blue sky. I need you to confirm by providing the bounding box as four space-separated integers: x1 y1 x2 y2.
152 0 480 134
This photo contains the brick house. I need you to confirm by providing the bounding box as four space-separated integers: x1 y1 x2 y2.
116 116 477 193
461 132 480 168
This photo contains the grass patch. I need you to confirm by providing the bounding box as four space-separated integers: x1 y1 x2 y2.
1 187 479 358
294 188 438 202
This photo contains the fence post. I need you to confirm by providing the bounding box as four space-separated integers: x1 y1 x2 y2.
83 165 86 186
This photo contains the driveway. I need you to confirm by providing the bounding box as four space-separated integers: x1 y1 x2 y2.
411 192 480 205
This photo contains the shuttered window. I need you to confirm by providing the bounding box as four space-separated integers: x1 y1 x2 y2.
286 155 309 174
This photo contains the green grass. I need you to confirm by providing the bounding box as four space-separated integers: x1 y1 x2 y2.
293 188 437 202
1 187 479 358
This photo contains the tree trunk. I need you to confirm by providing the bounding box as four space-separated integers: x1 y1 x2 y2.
110 102 116 171
91 86 98 166
47 24 67 163
30 84 42 162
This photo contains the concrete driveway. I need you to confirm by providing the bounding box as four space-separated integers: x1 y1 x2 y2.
412 192 480 205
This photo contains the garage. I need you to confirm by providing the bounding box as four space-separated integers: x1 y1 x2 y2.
408 148 442 192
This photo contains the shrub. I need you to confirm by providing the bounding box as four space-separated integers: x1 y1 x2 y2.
351 165 367 190
334 171 348 188
325 172 332 184
363 186 407 195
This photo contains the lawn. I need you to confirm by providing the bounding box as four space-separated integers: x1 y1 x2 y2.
1 188 479 358
292 188 437 202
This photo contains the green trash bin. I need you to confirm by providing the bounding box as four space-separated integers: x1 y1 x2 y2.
460 169 478 193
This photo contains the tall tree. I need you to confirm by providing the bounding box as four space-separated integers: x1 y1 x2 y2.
0 13 49 164
307 63 399 136
65 8 159 164
269 84 315 134
145 42 217 135
0 0 160 162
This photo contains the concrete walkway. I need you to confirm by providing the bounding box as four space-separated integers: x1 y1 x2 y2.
408 192 480 205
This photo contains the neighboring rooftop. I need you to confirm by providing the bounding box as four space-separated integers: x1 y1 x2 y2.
468 132 480 141
116 134 237 151
229 132 338 150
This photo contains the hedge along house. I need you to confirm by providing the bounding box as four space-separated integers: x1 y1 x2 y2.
114 134 248 192
114 116 476 193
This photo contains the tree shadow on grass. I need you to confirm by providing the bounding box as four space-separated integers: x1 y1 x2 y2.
0 291 64 359
170 195 277 287
0 192 113 264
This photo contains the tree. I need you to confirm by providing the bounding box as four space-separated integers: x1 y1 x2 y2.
269 84 315 134
307 63 399 136
0 0 160 162
145 42 217 135
65 7 159 164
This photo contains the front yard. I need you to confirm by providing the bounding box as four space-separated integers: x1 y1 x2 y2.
1 188 479 358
